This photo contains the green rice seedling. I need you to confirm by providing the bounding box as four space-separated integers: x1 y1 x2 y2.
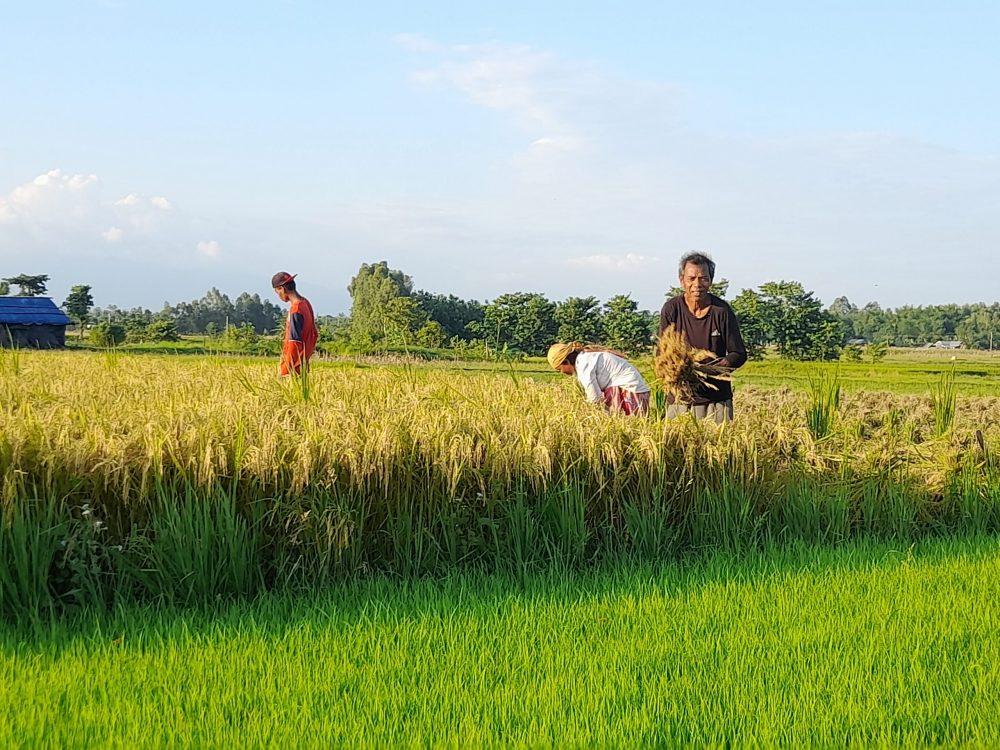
120 483 264 607
806 368 841 440
621 498 681 559
382 494 440 577
688 476 769 554
930 363 957 436
772 478 851 544
490 491 544 579
538 484 590 568
0 498 66 622
945 458 1000 535
854 474 922 540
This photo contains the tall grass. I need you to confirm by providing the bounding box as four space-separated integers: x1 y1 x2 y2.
930 362 958 436
2 351 999 619
806 368 841 440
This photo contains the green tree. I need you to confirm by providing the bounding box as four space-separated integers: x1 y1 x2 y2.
957 305 1000 350
62 284 94 340
601 294 650 354
143 318 180 342
413 292 484 342
415 320 447 349
3 274 49 297
555 296 603 343
316 314 352 345
0 281 9 295
382 296 429 346
757 281 842 360
472 293 557 355
729 289 769 360
863 341 888 363
88 322 125 347
828 296 857 317
347 261 415 348
233 292 282 333
828 296 858 340
851 302 892 345
841 343 863 362
224 322 259 349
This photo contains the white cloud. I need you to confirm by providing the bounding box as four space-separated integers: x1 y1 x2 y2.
115 193 140 207
0 170 213 273
18 169 98 196
530 136 586 152
409 43 574 135
115 193 173 211
196 239 221 258
404 39 677 154
0 169 101 223
111 192 180 236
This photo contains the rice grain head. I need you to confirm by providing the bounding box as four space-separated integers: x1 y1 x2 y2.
653 326 731 402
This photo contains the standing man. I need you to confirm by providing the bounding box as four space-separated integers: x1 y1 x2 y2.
659 252 747 422
272 271 318 377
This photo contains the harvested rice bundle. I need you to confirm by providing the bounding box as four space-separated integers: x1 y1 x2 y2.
654 325 732 402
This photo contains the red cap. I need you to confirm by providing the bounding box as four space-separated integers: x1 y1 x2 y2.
271 271 297 288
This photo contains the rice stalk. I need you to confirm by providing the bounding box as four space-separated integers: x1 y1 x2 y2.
653 326 731 403
930 363 957 437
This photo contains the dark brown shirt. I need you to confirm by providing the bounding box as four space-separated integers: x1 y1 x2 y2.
659 294 747 404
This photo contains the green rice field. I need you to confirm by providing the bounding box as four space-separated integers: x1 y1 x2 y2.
4 535 999 747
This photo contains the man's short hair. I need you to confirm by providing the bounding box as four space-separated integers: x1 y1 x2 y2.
678 252 716 281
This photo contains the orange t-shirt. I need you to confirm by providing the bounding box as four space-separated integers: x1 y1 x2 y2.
280 296 318 376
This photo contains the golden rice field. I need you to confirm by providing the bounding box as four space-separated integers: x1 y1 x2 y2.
2 348 1000 618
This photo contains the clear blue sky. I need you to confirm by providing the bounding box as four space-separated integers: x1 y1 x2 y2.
2 1 998 312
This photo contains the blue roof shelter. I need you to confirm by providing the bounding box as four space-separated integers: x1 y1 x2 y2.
0 297 72 348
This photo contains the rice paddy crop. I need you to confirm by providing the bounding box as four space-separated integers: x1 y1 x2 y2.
3 350 1000 619
3 535 1000 748
653 325 731 401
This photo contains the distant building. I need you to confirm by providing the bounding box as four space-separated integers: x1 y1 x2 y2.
846 338 867 346
0 297 72 349
933 340 962 349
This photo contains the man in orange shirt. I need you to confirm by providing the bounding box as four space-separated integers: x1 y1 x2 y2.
271 271 318 377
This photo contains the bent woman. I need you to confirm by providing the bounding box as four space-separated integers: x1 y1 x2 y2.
547 342 651 416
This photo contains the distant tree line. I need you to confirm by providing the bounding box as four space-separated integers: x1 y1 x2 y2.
7 265 1000 357
343 263 1000 359
827 297 1000 350
88 288 285 344
342 261 660 358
